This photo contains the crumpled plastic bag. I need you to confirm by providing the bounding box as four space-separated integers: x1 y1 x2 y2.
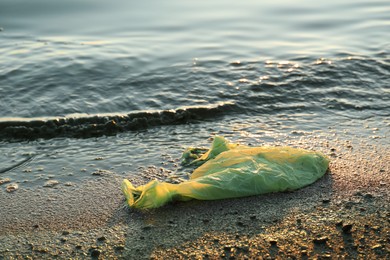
122 136 329 209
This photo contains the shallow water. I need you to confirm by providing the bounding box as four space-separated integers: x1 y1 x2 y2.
0 0 389 189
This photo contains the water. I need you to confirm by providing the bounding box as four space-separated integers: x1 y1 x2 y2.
0 0 389 188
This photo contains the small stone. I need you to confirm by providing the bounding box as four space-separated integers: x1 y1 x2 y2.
6 183 18 192
342 224 353 234
90 249 100 258
36 247 48 253
363 193 374 199
371 244 382 250
97 236 106 242
313 236 328 244
223 245 232 251
322 198 331 204
0 178 11 185
43 180 59 188
372 226 380 231
92 169 110 176
75 245 82 250
269 239 278 245
62 230 70 235
115 245 125 251
238 78 249 83
230 60 241 66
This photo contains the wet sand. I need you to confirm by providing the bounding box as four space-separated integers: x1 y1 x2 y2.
0 136 389 259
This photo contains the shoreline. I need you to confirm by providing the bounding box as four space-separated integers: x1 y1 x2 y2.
0 136 389 259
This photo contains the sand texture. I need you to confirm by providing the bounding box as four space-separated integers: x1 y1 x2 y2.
0 136 389 259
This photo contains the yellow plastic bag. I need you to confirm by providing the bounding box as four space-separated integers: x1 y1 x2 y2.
122 136 329 209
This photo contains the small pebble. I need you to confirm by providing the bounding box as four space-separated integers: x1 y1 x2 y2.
372 225 380 231
230 60 241 66
223 245 232 251
97 236 106 242
92 169 110 176
313 236 328 244
363 193 374 199
342 224 353 234
43 180 59 188
269 239 278 245
115 245 125 251
90 249 100 258
0 178 11 185
6 183 18 192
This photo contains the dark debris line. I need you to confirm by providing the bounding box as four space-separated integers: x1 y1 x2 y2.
0 103 237 140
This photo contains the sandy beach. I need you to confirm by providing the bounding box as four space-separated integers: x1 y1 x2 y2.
1 132 389 259
1 0 389 258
